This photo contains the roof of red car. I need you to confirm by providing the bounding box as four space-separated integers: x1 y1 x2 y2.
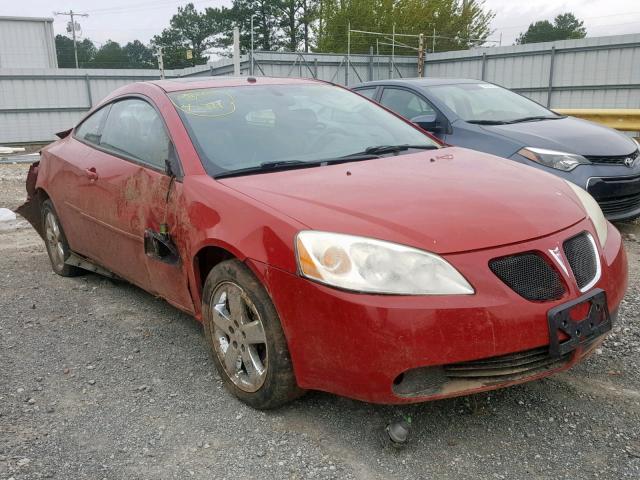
149 76 322 92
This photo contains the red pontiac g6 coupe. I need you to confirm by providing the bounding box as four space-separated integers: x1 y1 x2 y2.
20 77 628 409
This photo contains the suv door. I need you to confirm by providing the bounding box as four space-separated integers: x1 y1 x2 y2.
73 97 194 312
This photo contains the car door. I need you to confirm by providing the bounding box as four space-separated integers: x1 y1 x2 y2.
56 104 112 255
73 97 194 312
378 87 447 140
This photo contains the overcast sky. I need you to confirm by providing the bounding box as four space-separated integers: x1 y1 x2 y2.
4 0 640 48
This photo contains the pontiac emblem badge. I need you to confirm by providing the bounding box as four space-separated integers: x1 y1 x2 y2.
549 246 568 276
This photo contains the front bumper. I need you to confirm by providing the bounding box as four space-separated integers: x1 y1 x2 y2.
258 220 627 404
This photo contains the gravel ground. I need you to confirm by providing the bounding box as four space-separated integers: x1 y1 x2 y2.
1 162 639 480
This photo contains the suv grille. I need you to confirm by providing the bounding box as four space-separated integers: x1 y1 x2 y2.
489 253 566 301
584 149 639 165
563 232 598 290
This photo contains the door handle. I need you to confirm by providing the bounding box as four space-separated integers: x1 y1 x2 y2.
85 167 99 182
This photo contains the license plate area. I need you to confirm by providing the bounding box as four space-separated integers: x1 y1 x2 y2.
547 289 611 358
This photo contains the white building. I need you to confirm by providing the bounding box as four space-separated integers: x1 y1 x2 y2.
0 16 57 68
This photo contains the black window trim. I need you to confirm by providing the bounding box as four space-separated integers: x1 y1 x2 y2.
72 93 184 180
352 86 380 100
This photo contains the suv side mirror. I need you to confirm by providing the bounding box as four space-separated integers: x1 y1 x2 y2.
411 114 441 133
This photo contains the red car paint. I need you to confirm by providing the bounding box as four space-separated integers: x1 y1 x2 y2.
29 77 628 404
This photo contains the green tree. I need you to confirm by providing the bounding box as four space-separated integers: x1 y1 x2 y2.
123 40 157 69
276 0 320 52
55 34 96 68
152 3 231 69
516 12 586 44
316 0 494 54
89 40 129 69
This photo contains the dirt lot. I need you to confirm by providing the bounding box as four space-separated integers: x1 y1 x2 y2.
1 162 639 479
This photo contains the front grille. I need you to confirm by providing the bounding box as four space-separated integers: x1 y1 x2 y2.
489 253 566 301
584 149 639 165
444 347 571 381
563 232 598 290
598 193 640 216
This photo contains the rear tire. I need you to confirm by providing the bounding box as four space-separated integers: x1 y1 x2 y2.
41 200 83 277
202 259 304 409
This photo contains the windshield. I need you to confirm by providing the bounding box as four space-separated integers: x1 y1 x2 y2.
427 83 559 123
170 83 439 177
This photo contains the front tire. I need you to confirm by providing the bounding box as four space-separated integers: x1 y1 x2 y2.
202 260 304 409
41 199 82 277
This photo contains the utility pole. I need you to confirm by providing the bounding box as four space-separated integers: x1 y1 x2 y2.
54 10 88 69
156 46 165 79
417 33 425 78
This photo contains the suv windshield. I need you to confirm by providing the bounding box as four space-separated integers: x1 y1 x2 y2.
169 83 439 177
428 83 561 123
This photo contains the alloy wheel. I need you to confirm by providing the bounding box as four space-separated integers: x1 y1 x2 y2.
45 211 65 271
210 281 268 392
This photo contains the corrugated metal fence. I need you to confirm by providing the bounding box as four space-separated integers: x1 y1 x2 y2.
424 33 640 109
1 33 639 144
0 53 418 144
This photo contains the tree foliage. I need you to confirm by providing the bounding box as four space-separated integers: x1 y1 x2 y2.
55 0 497 70
55 35 97 68
516 12 586 45
316 0 494 54
56 35 157 69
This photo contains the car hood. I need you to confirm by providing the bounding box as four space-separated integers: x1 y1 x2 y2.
219 147 586 254
480 116 637 157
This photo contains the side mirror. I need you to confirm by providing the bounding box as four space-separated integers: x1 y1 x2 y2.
411 114 441 133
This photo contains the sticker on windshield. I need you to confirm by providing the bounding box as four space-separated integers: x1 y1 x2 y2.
478 84 498 88
171 90 236 118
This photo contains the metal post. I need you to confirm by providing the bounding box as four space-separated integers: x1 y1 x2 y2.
250 15 255 76
547 46 556 108
233 27 241 75
369 46 374 81
346 22 350 86
432 27 436 53
391 23 396 79
481 52 487 80
84 74 93 107
417 33 425 78
313 58 318 79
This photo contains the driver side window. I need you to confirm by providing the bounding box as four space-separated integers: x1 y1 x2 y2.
379 88 435 120
100 99 170 170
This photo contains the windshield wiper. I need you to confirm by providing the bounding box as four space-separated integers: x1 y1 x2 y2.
506 115 565 124
466 120 510 125
341 144 439 157
214 145 439 179
215 160 322 178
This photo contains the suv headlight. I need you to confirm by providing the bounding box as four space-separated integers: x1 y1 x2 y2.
518 147 589 171
295 231 474 295
565 181 608 247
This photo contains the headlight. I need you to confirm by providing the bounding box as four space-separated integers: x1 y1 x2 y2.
295 231 474 295
632 137 640 149
565 181 608 247
518 147 589 171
